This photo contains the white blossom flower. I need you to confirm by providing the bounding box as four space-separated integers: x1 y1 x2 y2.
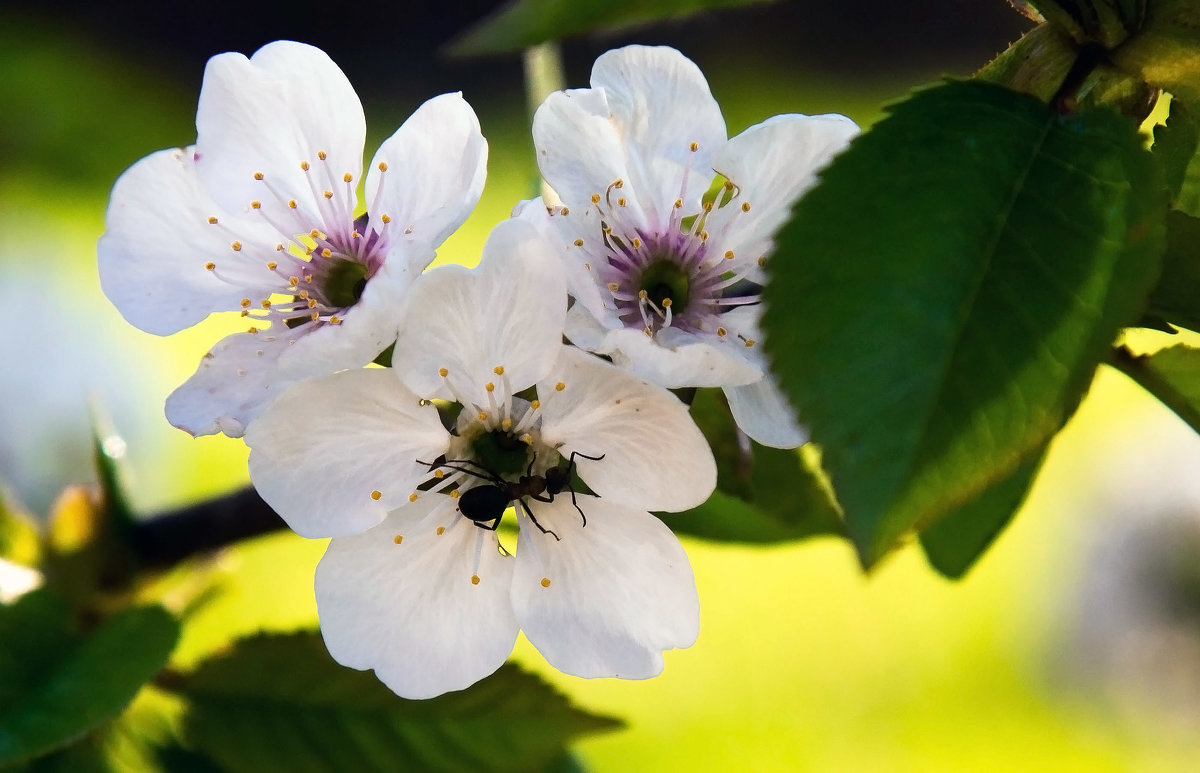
98 40 487 437
529 45 859 448
245 218 716 698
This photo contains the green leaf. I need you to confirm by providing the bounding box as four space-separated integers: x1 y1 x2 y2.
763 79 1166 567
1111 344 1200 432
0 591 179 765
920 452 1046 579
1113 0 1200 106
0 491 41 568
169 632 621 773
446 0 775 57
1154 98 1200 216
1146 210 1200 331
662 389 842 544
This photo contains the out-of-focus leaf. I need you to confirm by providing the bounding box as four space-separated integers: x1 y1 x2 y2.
0 492 40 568
763 79 1165 567
91 421 134 530
1154 98 1200 216
1112 344 1200 432
920 452 1046 579
1113 0 1200 106
1146 210 1200 332
447 0 775 57
663 389 841 544
0 591 179 766
169 632 621 773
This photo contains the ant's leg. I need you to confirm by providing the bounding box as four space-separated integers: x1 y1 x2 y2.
471 516 503 532
568 487 588 528
568 450 605 464
519 500 560 542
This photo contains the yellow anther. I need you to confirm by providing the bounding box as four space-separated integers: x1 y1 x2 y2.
311 311 319 322
248 326 259 334
240 298 251 308
608 282 620 292
631 237 642 249
644 327 653 336
725 250 735 259
700 230 709 241
674 198 683 209
231 241 242 251
501 418 512 430
317 150 327 160
485 382 495 392
741 201 752 212
724 180 735 191
560 207 570 215
436 525 445 535
393 534 403 544
477 410 488 421
703 201 714 212
410 493 419 503
343 172 353 183
434 469 445 479
471 575 481 585
520 433 533 444
253 171 264 180
299 290 309 299
638 289 649 299
540 577 551 588
261 299 271 309
381 213 392 224
617 197 627 207
378 161 388 171
300 160 310 171
614 179 624 188
574 238 584 247
275 243 284 251
493 365 505 375
662 298 673 308
307 299 317 308
251 200 261 209
717 326 728 337
241 310 249 317
321 248 332 258
744 338 756 347
288 199 298 209
352 230 361 238
289 276 299 287
371 490 382 500
530 400 541 410
689 141 699 151
267 261 278 270
207 215 218 224
439 367 449 377
330 316 341 325
450 490 460 499
555 382 565 392
323 190 333 199
205 261 216 270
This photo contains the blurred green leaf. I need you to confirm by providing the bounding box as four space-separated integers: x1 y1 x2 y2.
0 591 179 766
169 632 621 773
447 0 775 57
1113 0 1200 105
0 492 41 568
920 452 1046 579
763 79 1165 567
1146 210 1200 332
1154 98 1200 216
1111 344 1200 432
663 389 842 544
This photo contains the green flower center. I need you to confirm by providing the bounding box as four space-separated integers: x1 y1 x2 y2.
638 259 691 312
471 429 531 477
322 258 369 309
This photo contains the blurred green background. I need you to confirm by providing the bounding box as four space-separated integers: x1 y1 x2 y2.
4 1 1200 769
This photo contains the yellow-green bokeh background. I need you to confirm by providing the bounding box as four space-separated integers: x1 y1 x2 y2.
4 7 1200 770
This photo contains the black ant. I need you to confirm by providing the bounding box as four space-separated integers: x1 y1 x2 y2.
416 450 605 542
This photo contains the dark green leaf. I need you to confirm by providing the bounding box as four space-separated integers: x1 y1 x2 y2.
763 79 1166 567
0 591 179 765
447 0 775 57
920 452 1046 579
169 632 621 773
1113 0 1200 106
1111 344 1200 433
1154 98 1200 216
1146 210 1200 331
662 389 842 544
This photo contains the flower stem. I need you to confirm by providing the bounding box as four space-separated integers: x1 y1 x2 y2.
523 41 564 204
127 486 286 568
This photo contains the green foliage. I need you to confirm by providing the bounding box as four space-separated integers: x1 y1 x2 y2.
166 632 621 773
663 389 842 544
1021 0 1142 47
1154 98 1200 217
446 0 775 57
1112 0 1200 106
920 452 1046 579
763 79 1166 567
1111 344 1200 434
0 494 40 568
1146 210 1200 332
0 591 179 766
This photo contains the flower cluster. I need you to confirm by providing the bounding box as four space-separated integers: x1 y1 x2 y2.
99 41 857 698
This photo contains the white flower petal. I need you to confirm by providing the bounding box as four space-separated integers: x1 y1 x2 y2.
365 93 487 248
568 311 760 388
393 218 566 402
316 503 518 699
245 368 449 538
195 41 365 223
513 497 698 679
166 329 297 438
98 147 280 335
712 112 859 259
590 46 727 221
724 373 810 449
537 346 716 512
